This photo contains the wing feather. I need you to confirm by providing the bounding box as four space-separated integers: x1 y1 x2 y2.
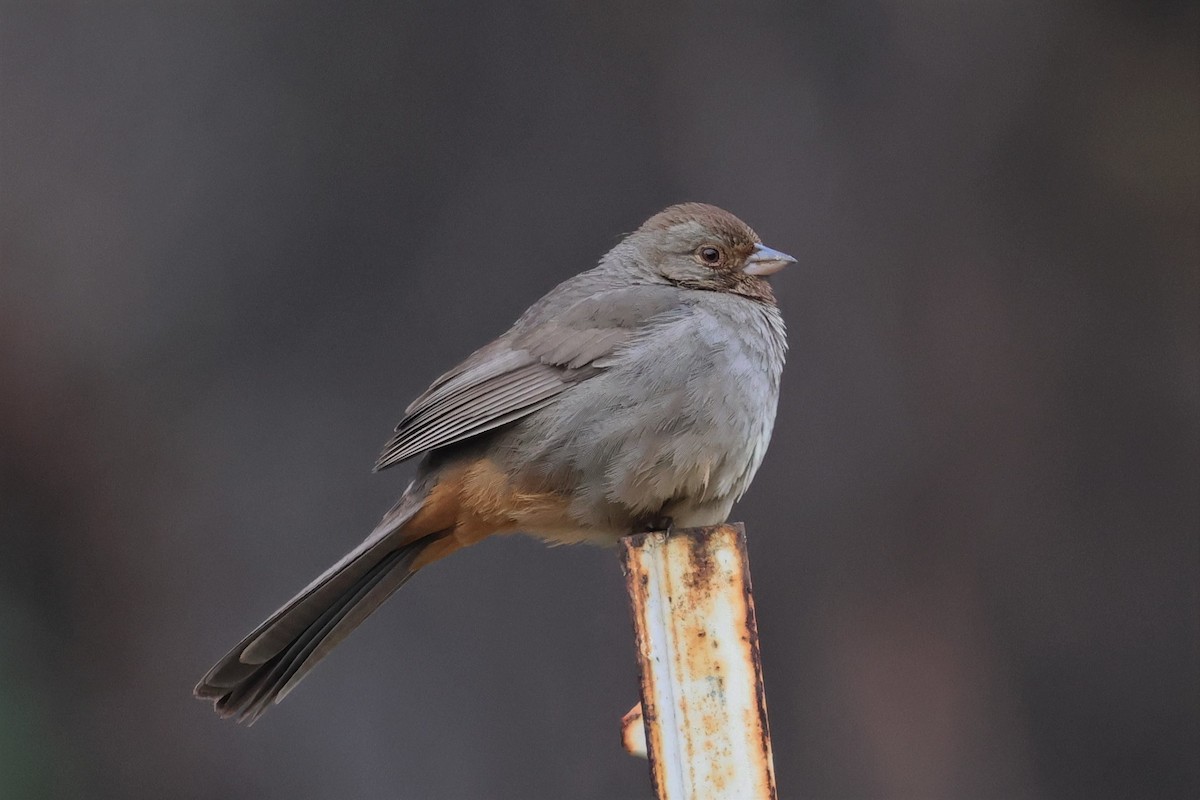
374 282 684 470
377 367 563 466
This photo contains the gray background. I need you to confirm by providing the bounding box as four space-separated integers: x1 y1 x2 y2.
1 2 1196 798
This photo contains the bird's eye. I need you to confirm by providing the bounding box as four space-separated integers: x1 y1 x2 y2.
698 246 722 265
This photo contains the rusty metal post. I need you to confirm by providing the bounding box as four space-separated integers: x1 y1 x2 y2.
620 523 777 800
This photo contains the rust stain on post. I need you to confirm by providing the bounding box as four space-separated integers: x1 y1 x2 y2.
621 702 647 758
620 523 777 800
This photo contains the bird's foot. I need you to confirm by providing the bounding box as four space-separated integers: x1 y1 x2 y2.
636 515 675 535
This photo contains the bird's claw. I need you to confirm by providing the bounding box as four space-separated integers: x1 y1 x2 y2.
636 516 675 535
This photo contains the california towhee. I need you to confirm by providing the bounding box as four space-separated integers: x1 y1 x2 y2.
195 203 794 722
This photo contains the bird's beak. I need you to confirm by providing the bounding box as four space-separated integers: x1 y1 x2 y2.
743 243 796 276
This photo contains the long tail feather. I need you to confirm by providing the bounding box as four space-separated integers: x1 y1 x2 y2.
227 545 420 722
194 487 453 723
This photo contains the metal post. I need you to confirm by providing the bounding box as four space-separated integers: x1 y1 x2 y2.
620 523 777 800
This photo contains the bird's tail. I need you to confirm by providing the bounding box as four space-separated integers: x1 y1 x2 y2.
194 491 452 724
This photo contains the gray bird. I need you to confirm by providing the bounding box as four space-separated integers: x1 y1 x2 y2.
195 203 793 722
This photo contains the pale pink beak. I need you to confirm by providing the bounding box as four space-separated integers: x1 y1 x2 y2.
742 243 796 276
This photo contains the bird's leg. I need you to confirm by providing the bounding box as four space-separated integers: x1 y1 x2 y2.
634 514 675 534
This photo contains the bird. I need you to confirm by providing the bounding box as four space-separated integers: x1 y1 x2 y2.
195 202 794 723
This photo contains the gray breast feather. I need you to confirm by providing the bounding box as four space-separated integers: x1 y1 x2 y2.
502 297 785 531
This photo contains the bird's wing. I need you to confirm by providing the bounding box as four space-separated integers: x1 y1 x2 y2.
374 283 681 470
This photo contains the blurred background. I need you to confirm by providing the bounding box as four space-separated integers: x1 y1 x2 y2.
1 2 1196 798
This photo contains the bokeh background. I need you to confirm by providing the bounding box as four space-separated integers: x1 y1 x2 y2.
2 2 1196 798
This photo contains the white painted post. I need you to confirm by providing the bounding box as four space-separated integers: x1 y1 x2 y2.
620 523 777 800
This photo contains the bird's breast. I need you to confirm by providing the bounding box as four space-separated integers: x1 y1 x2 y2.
507 296 785 538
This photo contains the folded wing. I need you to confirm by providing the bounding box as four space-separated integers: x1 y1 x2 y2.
374 283 681 470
